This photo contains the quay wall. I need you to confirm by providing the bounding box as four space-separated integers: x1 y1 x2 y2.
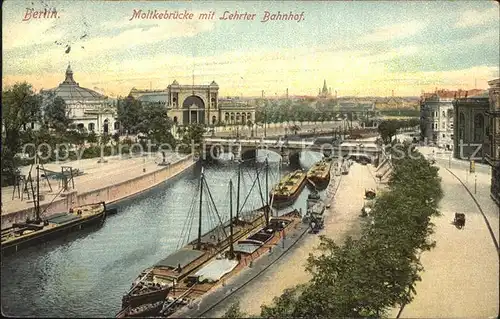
1 155 195 229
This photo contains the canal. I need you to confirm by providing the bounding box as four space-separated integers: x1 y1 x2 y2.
1 150 323 317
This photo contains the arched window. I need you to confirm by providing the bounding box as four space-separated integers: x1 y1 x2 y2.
173 116 178 124
114 122 120 130
474 113 484 141
458 112 465 140
88 123 95 131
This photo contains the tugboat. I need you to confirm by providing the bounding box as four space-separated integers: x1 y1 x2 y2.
1 156 108 257
270 170 307 208
306 159 332 190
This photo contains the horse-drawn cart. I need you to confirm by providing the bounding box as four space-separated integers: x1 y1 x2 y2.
454 213 466 229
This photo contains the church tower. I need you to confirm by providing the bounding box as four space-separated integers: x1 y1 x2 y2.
322 80 328 95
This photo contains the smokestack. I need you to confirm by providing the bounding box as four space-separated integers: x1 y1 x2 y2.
392 90 394 97
286 88 288 99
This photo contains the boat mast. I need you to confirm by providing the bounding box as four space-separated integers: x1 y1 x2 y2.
197 167 204 250
265 157 270 222
229 180 235 259
236 161 241 220
35 150 41 223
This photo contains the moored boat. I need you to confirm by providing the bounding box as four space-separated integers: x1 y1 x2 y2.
270 170 307 208
306 159 332 190
118 163 272 317
1 202 107 256
161 209 304 318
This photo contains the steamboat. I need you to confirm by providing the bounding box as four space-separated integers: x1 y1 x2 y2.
269 170 307 208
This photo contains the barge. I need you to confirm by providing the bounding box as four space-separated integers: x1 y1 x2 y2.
1 202 107 256
118 164 273 317
270 170 307 208
306 159 332 190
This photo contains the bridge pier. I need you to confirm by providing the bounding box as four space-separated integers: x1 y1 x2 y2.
280 148 290 165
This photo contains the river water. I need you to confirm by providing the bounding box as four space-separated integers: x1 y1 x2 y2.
1 150 324 317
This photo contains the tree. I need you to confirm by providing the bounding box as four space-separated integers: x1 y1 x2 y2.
117 95 142 134
135 104 175 145
182 123 206 146
87 131 98 144
223 301 247 318
1 82 42 185
100 133 111 146
43 92 71 132
290 124 301 135
112 132 120 145
378 120 398 143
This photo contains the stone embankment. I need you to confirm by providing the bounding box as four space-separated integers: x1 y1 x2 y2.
1 154 195 229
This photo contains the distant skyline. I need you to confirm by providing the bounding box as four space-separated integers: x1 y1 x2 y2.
2 0 499 97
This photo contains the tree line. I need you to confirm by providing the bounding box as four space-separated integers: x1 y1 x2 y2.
254 100 376 123
377 119 420 144
254 100 418 124
224 142 442 318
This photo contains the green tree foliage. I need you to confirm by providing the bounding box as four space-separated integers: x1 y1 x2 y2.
117 95 142 134
135 104 175 145
87 131 98 144
43 91 71 132
378 120 399 143
377 119 419 144
260 143 442 318
223 301 247 318
182 123 205 145
1 83 42 185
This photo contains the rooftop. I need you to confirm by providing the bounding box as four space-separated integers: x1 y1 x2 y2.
42 64 107 100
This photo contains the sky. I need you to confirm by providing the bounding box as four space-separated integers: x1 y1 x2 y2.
2 0 499 97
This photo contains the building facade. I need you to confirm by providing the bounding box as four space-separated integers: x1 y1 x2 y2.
130 81 255 126
486 78 500 205
41 65 117 134
452 93 490 161
420 90 457 149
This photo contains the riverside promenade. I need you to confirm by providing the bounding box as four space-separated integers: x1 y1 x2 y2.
1 152 196 229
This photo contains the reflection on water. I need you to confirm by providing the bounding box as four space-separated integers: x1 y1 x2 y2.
1 150 324 317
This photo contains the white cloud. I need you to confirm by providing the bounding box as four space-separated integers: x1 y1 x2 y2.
455 7 499 28
362 21 426 42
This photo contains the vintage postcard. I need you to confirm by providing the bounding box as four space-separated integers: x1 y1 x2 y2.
2 0 499 318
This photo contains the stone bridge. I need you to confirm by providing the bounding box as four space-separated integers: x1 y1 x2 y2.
202 137 381 165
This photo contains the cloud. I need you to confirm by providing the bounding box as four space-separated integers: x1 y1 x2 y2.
362 21 426 42
455 7 499 28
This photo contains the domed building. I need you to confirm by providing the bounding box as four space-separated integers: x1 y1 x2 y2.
41 64 118 134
